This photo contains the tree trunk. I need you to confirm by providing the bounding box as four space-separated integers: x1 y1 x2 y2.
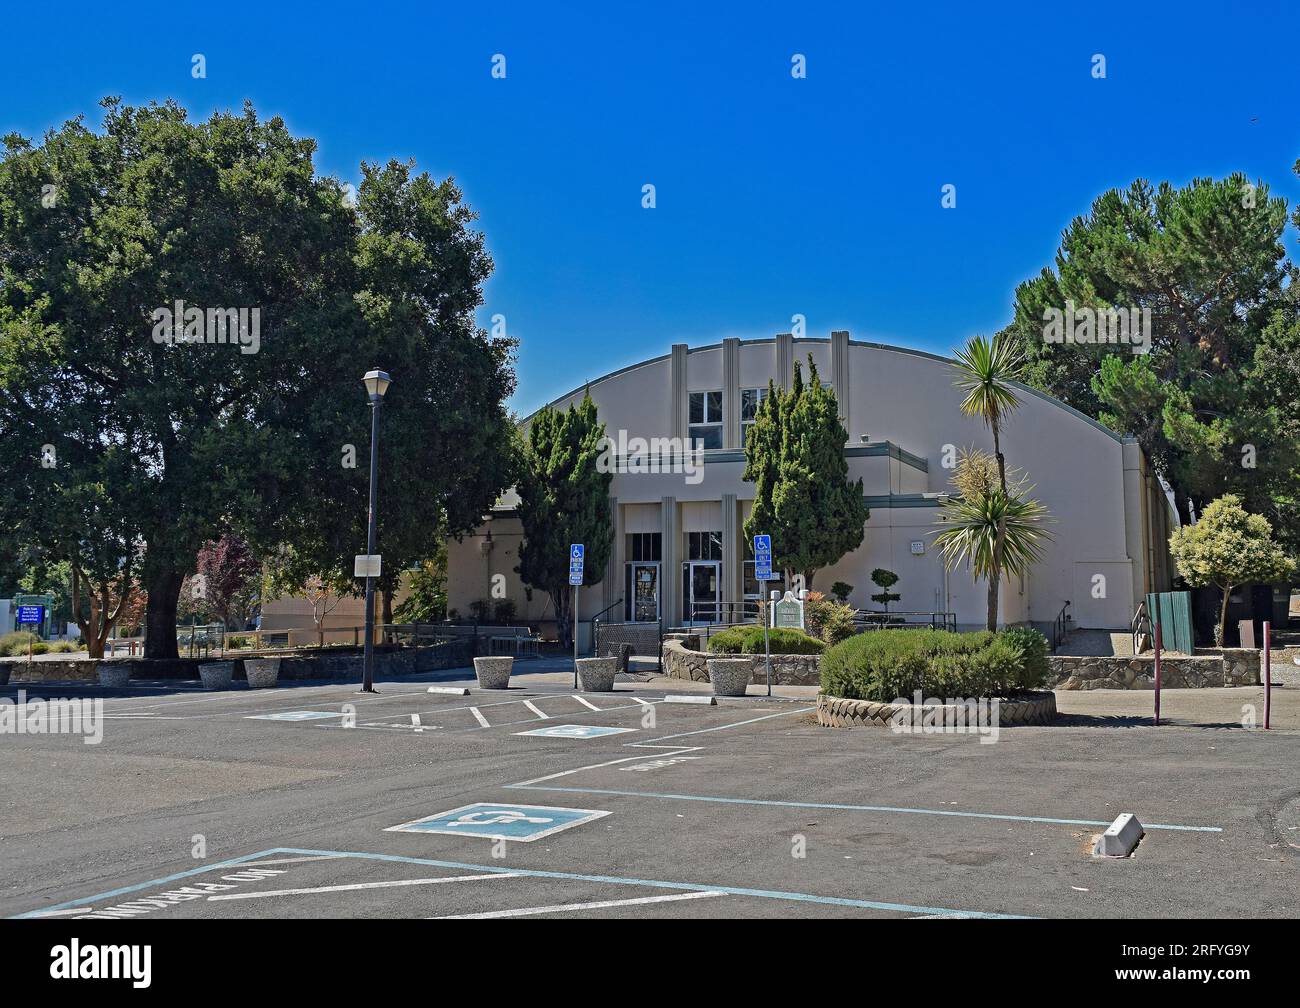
1217 584 1232 647
143 568 183 660
554 586 572 649
382 588 394 626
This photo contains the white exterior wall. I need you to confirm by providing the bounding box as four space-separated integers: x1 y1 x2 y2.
451 334 1166 634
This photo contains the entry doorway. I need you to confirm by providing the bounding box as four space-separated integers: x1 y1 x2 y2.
625 562 660 623
681 561 721 624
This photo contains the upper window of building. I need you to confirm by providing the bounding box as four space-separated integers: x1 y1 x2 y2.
626 532 662 562
740 387 768 439
688 390 723 450
686 531 723 561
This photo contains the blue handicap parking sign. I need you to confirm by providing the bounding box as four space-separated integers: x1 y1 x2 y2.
386 802 610 842
246 710 340 721
753 534 773 581
569 543 585 586
515 724 636 740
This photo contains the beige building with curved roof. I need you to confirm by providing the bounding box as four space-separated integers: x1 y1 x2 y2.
447 331 1176 640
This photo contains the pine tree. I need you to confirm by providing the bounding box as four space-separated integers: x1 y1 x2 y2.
742 358 868 587
515 394 613 647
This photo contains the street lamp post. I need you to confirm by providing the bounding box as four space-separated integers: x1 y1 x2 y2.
360 368 392 693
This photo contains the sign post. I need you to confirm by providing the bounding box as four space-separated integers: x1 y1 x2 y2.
569 544 585 689
753 535 773 697
1153 622 1162 727
1264 620 1271 731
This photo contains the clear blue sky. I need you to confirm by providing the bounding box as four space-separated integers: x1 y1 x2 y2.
4 1 1297 414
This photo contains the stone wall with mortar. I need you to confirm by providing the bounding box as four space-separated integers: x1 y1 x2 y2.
1051 649 1259 690
1 639 473 685
662 638 821 687
817 691 1057 728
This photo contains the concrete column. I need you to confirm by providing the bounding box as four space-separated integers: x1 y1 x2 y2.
721 493 739 608
776 332 794 390
606 497 622 616
1121 441 1145 614
723 337 741 449
831 329 850 432
670 343 689 440
660 496 678 628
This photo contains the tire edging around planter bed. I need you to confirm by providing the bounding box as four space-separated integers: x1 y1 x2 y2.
815 691 1057 728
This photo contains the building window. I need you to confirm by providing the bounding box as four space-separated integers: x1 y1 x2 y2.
740 387 768 443
626 532 662 562
688 390 723 450
686 531 723 561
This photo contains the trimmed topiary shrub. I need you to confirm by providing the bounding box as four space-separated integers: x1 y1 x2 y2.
820 627 1050 701
707 626 825 655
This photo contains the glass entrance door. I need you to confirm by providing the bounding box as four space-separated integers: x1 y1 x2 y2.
627 563 660 622
681 561 721 624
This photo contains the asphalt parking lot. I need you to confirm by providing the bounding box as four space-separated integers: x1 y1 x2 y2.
2 671 1298 919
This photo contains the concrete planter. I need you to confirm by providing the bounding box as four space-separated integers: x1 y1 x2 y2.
198 661 235 691
576 656 618 692
706 658 753 697
243 658 281 689
473 656 513 690
98 665 132 688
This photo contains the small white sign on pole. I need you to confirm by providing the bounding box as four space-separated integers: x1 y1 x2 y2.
354 554 383 578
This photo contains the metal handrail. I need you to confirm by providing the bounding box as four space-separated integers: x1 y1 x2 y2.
1131 598 1150 655
1050 600 1072 651
852 610 958 632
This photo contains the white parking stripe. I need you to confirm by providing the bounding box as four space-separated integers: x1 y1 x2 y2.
522 700 549 719
432 890 726 918
208 873 520 901
469 707 490 728
572 696 602 711
234 855 345 867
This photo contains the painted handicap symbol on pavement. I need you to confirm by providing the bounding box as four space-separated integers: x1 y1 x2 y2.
515 724 636 739
246 710 340 721
386 803 610 842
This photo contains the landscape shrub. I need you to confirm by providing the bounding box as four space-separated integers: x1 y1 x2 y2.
30 642 50 655
0 631 39 657
820 627 1050 701
226 635 251 650
707 626 825 655
804 591 858 645
49 641 78 653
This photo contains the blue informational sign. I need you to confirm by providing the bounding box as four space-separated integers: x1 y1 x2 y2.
15 605 44 625
515 724 636 739
569 543 585 586
753 535 773 581
386 802 611 842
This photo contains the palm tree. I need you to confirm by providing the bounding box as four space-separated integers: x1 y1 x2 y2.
934 451 1053 613
951 334 1027 630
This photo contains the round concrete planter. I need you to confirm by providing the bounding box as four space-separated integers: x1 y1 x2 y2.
706 658 752 697
198 661 235 691
243 658 281 689
98 665 132 688
473 656 513 690
576 656 618 692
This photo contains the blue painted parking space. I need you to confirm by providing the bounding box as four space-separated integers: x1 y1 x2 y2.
515 724 637 739
385 803 611 842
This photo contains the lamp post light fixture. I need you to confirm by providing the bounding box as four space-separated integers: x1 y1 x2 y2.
360 368 392 693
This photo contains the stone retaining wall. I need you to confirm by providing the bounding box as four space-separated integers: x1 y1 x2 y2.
1051 649 1259 690
661 638 821 687
0 639 473 685
816 691 1057 728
